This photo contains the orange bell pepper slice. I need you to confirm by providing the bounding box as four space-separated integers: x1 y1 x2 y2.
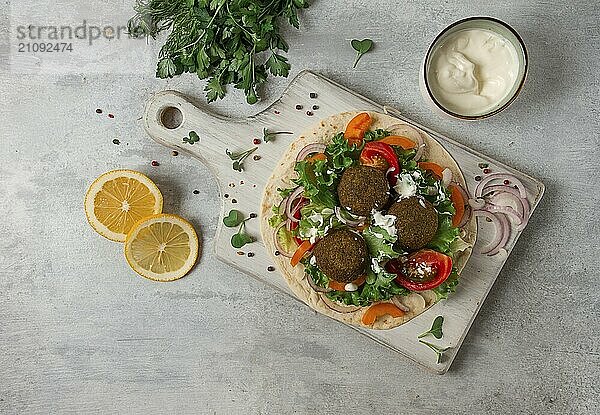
379 135 416 150
305 153 327 163
344 113 372 146
418 161 445 179
290 240 314 267
449 184 465 227
328 275 366 291
361 303 405 325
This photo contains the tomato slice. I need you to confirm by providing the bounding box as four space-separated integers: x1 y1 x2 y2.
386 249 453 291
359 141 400 185
344 113 372 146
290 240 314 267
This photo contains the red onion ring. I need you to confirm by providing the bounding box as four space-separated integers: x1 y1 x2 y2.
391 296 410 312
488 192 530 231
489 192 523 217
484 185 530 231
485 204 523 226
320 294 361 313
474 210 510 255
468 198 486 209
307 271 332 293
334 206 365 227
475 173 527 198
296 143 326 162
273 221 297 258
290 198 307 219
482 184 521 198
458 205 472 228
277 195 288 216
285 187 304 223
441 168 452 187
414 139 426 161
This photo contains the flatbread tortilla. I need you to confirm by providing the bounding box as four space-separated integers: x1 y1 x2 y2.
260 111 477 329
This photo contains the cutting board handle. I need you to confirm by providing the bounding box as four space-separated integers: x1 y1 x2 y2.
143 90 246 170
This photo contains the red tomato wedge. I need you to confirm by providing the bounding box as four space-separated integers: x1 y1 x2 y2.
344 113 372 146
386 249 453 291
379 135 416 150
359 141 400 185
290 240 314 267
449 184 465 227
361 303 405 325
418 161 445 179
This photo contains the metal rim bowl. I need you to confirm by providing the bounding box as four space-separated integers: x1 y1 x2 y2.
422 16 529 120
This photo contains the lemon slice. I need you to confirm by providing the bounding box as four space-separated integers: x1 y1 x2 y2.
124 214 199 282
85 170 163 242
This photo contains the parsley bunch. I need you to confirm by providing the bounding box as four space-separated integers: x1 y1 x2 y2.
128 0 310 104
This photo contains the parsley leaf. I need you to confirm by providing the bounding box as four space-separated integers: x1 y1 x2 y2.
157 58 177 78
266 53 291 77
129 0 310 104
205 76 226 102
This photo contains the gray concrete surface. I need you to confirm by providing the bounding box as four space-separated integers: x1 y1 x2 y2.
1 0 599 414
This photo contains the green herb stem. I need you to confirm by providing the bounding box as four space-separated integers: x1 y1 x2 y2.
419 340 451 364
226 146 258 172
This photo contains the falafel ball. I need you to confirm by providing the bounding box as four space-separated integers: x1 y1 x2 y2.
337 165 389 216
388 197 438 250
312 229 368 283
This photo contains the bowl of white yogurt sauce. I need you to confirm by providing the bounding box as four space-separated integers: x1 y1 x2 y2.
421 17 528 120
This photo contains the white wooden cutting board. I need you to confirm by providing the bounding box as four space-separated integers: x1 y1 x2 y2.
143 70 544 374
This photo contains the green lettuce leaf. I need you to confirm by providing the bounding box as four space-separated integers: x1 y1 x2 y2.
362 225 401 260
326 268 409 306
294 160 337 208
303 261 329 288
449 235 472 257
268 213 285 228
363 128 390 142
432 269 459 301
427 216 460 255
325 132 361 172
296 204 337 240
276 225 297 254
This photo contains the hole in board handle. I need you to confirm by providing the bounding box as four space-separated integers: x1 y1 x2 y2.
160 106 183 129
